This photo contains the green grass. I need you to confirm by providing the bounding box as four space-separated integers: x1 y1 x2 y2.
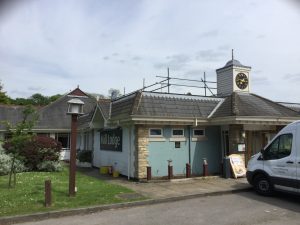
0 167 142 217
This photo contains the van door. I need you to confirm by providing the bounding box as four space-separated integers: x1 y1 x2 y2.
296 126 300 193
263 132 297 192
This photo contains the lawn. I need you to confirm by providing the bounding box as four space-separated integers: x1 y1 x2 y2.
0 167 142 217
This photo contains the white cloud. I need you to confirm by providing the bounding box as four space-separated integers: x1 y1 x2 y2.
0 0 299 103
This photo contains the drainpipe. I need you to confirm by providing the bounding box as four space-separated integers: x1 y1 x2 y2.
188 125 191 165
128 126 131 180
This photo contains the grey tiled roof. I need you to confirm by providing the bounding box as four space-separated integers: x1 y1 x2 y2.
0 89 97 132
110 92 139 120
0 105 30 130
107 91 222 120
278 102 300 114
135 92 221 118
212 92 299 118
97 99 111 120
78 107 96 129
36 94 97 130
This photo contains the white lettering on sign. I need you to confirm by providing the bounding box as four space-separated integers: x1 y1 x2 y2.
100 133 121 148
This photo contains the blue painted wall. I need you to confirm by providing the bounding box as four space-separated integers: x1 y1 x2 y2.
147 126 221 177
191 126 222 175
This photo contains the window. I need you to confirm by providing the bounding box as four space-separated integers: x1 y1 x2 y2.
193 129 205 137
55 133 70 149
149 128 163 137
264 133 293 160
172 129 184 137
84 132 90 150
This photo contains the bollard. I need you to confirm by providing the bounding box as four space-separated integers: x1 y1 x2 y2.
168 165 173 179
186 163 191 178
223 157 231 178
203 158 208 177
45 180 52 207
167 159 173 179
147 166 152 181
220 162 223 176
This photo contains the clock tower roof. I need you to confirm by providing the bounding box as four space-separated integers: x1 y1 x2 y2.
216 59 251 72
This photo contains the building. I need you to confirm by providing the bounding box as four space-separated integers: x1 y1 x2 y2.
1 58 299 180
0 87 97 159
82 58 300 180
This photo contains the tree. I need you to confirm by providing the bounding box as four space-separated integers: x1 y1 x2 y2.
49 94 62 103
11 98 31 105
30 93 49 105
0 81 10 104
108 88 122 99
2 105 38 188
10 93 62 106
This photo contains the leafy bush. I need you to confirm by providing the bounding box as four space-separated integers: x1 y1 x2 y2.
3 135 62 171
0 153 11 175
0 153 27 175
77 150 92 163
37 161 62 172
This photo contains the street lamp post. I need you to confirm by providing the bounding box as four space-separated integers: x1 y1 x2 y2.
67 98 84 197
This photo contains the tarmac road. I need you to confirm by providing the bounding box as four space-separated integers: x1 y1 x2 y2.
18 191 300 225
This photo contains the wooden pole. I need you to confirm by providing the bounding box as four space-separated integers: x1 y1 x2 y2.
45 180 52 207
69 114 78 197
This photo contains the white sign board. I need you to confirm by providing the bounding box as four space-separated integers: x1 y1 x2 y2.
229 154 246 179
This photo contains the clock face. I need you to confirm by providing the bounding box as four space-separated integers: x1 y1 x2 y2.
235 73 248 90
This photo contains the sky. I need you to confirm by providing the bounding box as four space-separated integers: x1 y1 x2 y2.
0 0 300 102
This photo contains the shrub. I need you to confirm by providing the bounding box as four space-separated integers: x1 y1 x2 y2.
77 150 92 163
4 136 62 171
37 161 63 172
0 153 27 175
0 153 11 175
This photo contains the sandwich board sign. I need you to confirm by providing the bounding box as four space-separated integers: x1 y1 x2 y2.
228 154 246 179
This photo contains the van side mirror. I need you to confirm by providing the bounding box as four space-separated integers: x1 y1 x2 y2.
259 149 264 160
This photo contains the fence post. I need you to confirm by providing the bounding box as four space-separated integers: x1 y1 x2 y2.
45 180 52 207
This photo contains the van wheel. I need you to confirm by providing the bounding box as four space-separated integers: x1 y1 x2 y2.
254 174 273 196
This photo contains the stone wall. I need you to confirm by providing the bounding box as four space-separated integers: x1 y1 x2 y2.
134 125 149 179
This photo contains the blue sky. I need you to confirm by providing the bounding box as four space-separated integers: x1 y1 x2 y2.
0 0 300 102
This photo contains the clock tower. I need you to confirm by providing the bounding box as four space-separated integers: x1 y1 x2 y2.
216 52 251 97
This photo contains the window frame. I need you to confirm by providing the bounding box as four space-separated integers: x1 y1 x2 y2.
172 128 185 137
193 128 205 137
149 128 163 137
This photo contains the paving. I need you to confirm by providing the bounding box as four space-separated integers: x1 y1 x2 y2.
81 167 251 200
0 167 252 225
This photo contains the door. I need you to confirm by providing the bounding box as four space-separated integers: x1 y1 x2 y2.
263 133 297 192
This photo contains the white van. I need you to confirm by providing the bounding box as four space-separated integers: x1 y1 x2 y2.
247 120 300 195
